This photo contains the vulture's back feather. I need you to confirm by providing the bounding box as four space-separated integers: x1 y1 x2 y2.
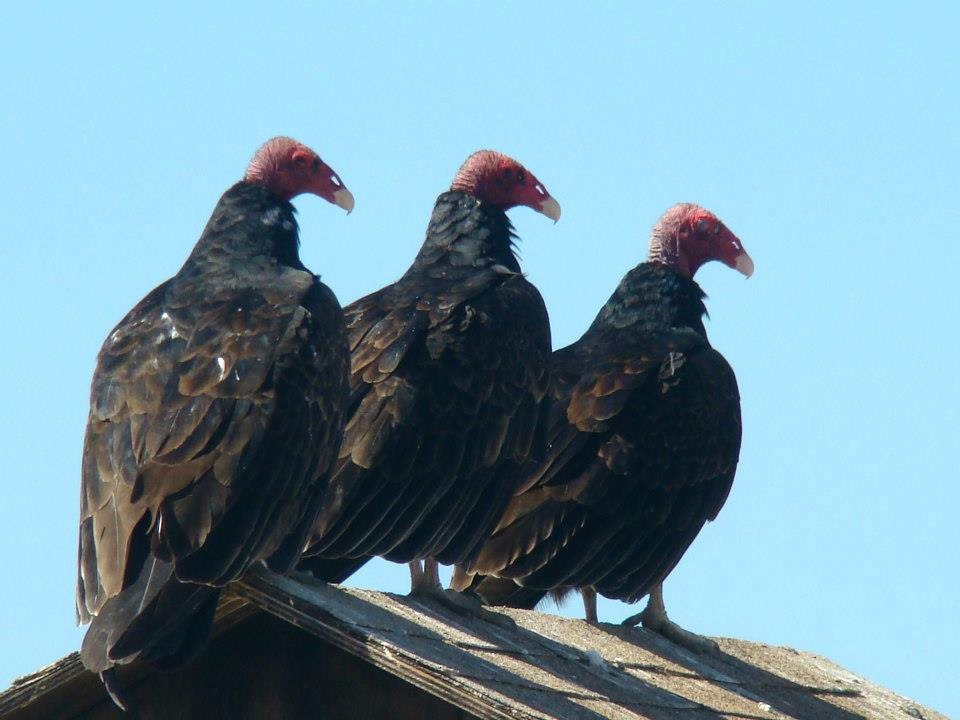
302 191 551 571
78 182 349 674
458 262 741 604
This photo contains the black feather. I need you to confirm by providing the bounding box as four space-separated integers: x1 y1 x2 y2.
301 190 551 575
459 263 741 609
77 181 349 693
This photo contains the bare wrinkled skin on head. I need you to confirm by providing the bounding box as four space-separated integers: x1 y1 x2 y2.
244 136 354 211
648 203 753 278
450 150 560 221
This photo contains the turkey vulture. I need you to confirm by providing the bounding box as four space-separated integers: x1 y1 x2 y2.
299 150 557 597
452 203 751 653
77 137 353 705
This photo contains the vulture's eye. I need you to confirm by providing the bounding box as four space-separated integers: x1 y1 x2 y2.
517 170 525 184
312 158 321 171
696 219 711 232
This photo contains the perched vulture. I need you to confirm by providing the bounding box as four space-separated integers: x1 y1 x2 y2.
77 137 352 705
453 203 752 653
299 150 557 596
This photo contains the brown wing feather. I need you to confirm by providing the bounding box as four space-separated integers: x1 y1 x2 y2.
461 329 737 595
77 269 343 622
308 272 550 566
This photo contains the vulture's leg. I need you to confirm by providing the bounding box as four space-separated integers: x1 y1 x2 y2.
408 560 426 591
409 558 445 594
409 559 513 626
422 557 441 591
582 587 598 623
621 583 719 655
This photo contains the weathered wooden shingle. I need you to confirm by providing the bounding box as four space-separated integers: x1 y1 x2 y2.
0 568 947 720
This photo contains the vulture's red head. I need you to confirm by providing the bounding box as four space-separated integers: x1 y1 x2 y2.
451 150 561 222
649 203 753 278
244 136 354 212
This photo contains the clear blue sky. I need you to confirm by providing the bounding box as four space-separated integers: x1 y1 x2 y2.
2 2 957 716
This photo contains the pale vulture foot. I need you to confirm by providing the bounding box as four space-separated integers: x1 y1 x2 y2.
581 586 599 623
621 584 719 655
409 559 514 628
408 559 443 595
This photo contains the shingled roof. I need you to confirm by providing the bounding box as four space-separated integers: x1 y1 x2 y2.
1 567 946 720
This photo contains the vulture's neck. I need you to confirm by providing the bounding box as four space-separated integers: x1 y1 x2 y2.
410 191 521 275
588 262 709 339
182 182 305 277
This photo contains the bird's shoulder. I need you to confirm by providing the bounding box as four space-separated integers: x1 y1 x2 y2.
78 266 336 617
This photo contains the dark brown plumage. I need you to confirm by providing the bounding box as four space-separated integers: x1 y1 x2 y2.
77 137 352 703
453 204 751 644
299 151 557 591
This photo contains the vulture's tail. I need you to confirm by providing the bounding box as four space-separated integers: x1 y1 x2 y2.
80 558 220 708
467 574 551 609
296 554 371 583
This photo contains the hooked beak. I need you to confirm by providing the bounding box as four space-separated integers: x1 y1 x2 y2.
734 251 754 278
538 196 562 223
332 187 355 214
718 229 753 278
